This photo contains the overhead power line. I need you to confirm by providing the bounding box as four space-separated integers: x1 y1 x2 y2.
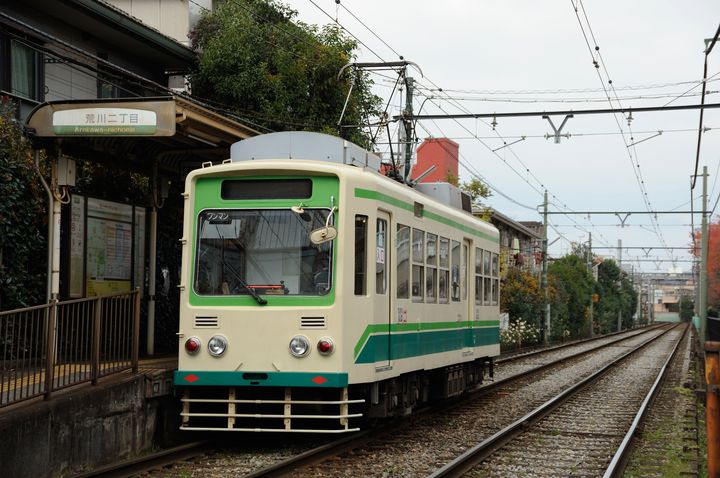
400 102 720 121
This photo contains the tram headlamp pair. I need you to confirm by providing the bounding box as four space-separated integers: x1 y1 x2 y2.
184 335 228 357
289 335 334 357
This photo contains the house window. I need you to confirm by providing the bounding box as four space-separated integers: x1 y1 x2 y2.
7 38 43 101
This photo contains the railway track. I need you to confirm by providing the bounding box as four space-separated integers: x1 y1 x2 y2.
431 323 688 477
82 324 690 477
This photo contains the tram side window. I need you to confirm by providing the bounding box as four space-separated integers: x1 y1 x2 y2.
376 218 387 294
354 215 368 295
451 240 461 301
483 250 491 305
412 228 425 301
396 224 410 299
426 233 437 302
492 252 500 305
475 247 483 305
438 237 450 303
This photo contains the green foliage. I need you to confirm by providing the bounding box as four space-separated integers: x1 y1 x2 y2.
0 101 47 310
679 295 694 322
500 318 540 349
594 259 637 333
460 177 492 206
500 267 543 328
548 254 594 338
189 0 381 147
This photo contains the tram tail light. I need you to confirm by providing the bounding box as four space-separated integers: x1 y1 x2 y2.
185 337 201 355
317 337 334 355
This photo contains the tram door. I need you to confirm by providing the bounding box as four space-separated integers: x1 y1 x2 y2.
374 211 391 366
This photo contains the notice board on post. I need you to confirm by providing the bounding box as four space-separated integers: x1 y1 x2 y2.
68 195 146 298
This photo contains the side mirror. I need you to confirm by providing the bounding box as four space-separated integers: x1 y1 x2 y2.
310 226 337 244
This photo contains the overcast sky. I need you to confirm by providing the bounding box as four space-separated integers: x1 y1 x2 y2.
281 0 720 274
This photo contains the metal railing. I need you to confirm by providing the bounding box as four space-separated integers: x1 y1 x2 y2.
0 289 140 407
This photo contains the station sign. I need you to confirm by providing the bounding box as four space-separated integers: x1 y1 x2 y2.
25 99 177 137
52 108 157 135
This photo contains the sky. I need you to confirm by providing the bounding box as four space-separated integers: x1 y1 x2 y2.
279 0 720 274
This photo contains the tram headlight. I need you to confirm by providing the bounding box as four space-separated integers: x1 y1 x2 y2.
207 335 228 357
184 337 201 355
289 335 310 357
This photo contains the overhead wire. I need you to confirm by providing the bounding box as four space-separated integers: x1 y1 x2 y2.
330 0 617 248
570 0 672 261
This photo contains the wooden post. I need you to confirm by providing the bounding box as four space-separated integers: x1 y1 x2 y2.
706 341 720 477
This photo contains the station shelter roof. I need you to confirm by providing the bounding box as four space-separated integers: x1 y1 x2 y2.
24 95 261 177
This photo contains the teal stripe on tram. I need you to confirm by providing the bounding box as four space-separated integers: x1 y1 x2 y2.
354 326 500 364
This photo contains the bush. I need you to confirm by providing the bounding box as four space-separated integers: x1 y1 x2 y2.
500 318 540 349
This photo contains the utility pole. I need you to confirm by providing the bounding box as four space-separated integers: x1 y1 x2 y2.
588 232 593 337
700 165 709 344
541 190 549 344
402 75 414 183
618 238 623 332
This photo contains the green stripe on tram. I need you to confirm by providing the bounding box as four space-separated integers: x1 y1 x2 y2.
353 321 500 363
354 188 499 243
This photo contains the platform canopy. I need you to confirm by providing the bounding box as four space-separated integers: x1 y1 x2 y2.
24 95 261 176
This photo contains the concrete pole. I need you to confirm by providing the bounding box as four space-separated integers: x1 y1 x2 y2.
700 165 709 344
588 232 593 337
541 190 550 344
618 238 622 332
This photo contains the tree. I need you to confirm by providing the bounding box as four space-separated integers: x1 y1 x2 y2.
0 101 47 309
692 220 720 312
548 254 594 338
189 0 381 148
679 295 694 322
500 268 543 328
460 178 492 207
594 259 637 333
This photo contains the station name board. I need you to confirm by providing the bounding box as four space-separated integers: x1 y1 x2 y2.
52 108 157 135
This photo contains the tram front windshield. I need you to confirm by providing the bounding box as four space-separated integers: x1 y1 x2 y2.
194 209 332 297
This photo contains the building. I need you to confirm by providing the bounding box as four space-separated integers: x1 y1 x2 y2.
1 0 259 354
488 209 543 275
411 138 543 277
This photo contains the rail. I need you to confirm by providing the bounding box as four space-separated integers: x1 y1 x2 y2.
0 289 141 407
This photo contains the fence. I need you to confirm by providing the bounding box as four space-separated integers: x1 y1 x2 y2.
0 289 140 407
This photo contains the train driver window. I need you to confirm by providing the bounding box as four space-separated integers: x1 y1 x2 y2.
313 252 330 294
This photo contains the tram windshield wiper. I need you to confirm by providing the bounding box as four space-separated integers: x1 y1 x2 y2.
222 259 267 305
